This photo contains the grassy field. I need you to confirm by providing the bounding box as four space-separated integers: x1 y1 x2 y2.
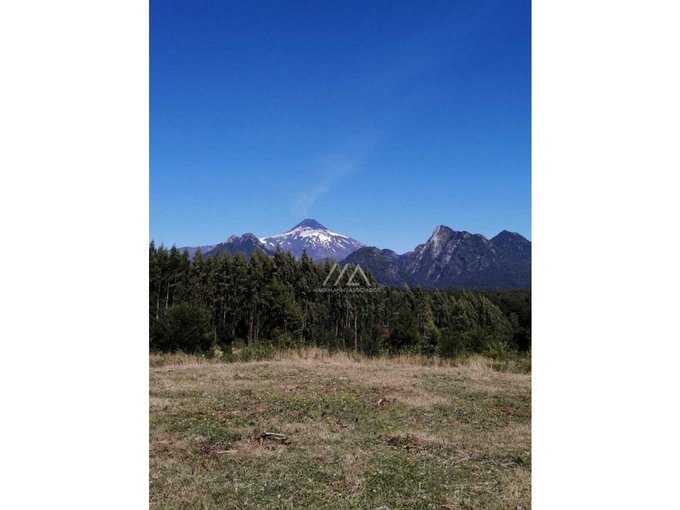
150 350 531 509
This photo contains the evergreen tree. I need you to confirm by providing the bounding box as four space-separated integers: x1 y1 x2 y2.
148 246 529 356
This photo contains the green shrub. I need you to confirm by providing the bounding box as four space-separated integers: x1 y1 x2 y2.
437 328 466 358
150 303 212 353
483 338 511 359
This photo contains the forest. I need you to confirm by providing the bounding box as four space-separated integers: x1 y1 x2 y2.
149 243 531 357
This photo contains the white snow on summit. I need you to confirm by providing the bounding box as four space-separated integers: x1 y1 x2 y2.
260 219 363 261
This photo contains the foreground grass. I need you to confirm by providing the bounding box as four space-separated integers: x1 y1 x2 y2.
150 350 531 509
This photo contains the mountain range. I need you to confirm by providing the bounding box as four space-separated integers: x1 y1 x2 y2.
178 219 530 289
181 219 364 261
342 226 530 289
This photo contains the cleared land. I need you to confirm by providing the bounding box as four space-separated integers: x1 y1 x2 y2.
150 351 531 509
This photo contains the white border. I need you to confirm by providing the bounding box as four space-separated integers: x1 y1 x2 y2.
0 1 148 508
533 0 680 507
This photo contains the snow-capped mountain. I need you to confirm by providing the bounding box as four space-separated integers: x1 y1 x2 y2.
260 219 364 261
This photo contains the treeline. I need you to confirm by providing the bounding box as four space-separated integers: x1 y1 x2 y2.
149 243 531 357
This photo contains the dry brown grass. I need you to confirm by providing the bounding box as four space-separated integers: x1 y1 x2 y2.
150 349 531 509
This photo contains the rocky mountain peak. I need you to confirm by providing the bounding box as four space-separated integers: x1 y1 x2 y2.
289 218 327 231
431 225 454 238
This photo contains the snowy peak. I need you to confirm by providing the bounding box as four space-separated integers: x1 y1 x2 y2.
289 218 327 231
261 219 363 262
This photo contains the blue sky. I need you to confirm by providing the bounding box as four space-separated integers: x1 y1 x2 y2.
151 0 530 253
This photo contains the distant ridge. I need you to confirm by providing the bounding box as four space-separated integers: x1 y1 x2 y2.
342 226 530 289
204 233 273 259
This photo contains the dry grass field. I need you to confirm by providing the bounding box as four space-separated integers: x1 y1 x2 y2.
150 350 531 509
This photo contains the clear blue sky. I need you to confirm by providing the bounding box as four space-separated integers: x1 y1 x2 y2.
151 0 530 253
